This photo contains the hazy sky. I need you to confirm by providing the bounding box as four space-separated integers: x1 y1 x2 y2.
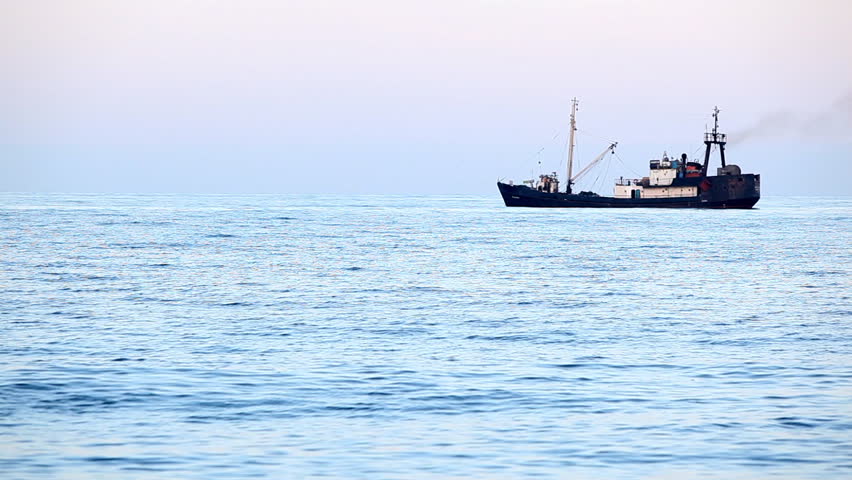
2 0 851 194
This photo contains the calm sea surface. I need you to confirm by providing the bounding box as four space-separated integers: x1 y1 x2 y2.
1 193 850 479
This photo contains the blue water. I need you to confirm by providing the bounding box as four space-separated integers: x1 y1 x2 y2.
1 193 851 479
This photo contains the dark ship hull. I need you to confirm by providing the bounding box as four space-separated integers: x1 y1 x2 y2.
498 173 760 209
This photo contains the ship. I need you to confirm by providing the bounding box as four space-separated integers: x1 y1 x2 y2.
497 100 760 208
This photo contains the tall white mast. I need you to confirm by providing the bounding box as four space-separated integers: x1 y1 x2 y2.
566 98 578 194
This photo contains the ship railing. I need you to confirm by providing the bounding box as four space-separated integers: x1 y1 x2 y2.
615 178 643 186
704 132 727 143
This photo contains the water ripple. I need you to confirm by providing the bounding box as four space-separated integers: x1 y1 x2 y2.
1 193 851 479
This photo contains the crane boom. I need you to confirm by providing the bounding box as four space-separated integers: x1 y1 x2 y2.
571 142 618 184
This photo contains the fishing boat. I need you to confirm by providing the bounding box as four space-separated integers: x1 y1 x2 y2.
497 100 760 208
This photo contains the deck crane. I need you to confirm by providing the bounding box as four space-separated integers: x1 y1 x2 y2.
567 142 618 191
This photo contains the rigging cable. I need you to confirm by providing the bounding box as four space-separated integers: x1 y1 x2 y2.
556 131 565 169
613 151 644 178
577 128 613 144
691 145 703 159
600 152 614 193
590 151 615 193
525 129 562 172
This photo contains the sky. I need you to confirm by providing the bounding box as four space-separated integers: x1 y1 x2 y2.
1 0 851 195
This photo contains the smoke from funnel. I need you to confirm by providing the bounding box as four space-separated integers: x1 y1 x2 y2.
729 92 852 145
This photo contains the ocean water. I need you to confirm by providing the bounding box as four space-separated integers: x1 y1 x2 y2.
1 193 850 479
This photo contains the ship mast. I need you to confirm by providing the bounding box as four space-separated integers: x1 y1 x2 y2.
566 98 578 194
702 106 728 175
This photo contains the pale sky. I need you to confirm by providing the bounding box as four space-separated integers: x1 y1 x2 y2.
2 0 851 194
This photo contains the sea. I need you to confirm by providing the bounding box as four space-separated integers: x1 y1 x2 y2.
1 193 850 479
